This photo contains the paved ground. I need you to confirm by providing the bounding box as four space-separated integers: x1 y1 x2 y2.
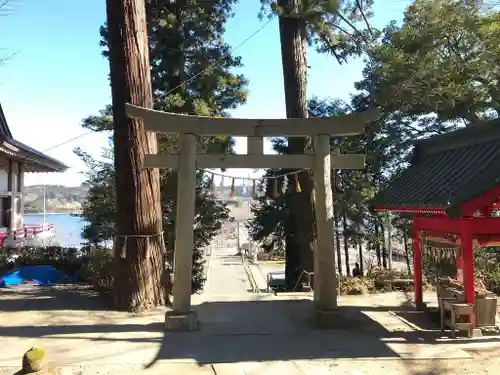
203 244 253 295
2 244 500 374
2 285 500 374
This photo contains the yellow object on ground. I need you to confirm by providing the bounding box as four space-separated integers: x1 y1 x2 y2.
22 347 47 373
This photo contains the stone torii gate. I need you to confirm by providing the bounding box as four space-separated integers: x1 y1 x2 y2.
126 103 381 330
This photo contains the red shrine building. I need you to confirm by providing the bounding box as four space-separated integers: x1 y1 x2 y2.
371 119 500 326
0 103 67 246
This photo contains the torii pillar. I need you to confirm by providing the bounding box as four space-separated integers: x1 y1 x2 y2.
165 133 199 330
312 135 338 315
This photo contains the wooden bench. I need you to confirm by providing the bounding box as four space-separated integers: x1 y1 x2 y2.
266 272 286 293
440 297 475 338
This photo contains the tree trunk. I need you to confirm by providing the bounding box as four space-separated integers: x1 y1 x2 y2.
358 240 364 276
380 223 387 269
342 205 350 276
278 0 315 290
374 222 381 266
403 225 412 277
106 0 166 311
334 206 343 275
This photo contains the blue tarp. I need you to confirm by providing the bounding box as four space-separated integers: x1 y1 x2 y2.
0 265 69 287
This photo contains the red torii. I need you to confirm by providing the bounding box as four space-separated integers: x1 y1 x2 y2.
371 119 500 327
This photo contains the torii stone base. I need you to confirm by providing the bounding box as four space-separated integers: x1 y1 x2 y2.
165 311 199 331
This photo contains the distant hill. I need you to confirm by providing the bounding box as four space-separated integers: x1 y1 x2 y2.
213 185 260 199
22 183 259 214
24 184 89 214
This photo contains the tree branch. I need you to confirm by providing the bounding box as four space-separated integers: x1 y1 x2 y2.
335 11 363 39
0 1 17 66
0 0 15 16
355 0 373 37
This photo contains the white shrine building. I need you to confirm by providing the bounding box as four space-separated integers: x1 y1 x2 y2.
0 103 67 247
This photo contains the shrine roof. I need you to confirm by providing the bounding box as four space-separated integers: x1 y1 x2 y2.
371 118 500 216
0 103 67 172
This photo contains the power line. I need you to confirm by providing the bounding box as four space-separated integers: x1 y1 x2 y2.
41 131 93 153
0 130 96 169
161 15 278 98
2 16 279 169
27 16 279 157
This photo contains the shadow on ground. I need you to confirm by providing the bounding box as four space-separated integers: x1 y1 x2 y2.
404 359 449 375
147 300 406 365
392 310 441 331
1 288 499 372
0 285 110 311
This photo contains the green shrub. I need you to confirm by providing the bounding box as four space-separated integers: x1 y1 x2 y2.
339 276 375 295
6 245 83 278
0 251 12 274
474 247 500 294
368 266 406 279
79 249 114 292
0 245 114 294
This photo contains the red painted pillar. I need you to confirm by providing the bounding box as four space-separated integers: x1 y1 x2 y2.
461 224 476 327
412 228 423 308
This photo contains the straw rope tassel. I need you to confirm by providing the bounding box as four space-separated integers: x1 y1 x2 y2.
230 178 236 198
294 173 301 193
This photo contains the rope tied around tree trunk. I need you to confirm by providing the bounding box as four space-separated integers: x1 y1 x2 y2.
115 231 165 259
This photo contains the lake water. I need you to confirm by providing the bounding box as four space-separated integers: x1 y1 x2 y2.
24 213 85 248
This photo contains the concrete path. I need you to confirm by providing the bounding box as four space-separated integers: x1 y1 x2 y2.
203 245 253 295
2 287 500 374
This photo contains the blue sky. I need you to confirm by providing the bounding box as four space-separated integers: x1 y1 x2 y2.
0 0 410 186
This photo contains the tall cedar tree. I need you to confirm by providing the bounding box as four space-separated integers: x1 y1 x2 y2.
80 0 247 305
276 0 312 289
105 0 165 311
259 0 374 287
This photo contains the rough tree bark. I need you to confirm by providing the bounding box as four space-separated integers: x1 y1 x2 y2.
106 0 166 311
278 0 316 290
